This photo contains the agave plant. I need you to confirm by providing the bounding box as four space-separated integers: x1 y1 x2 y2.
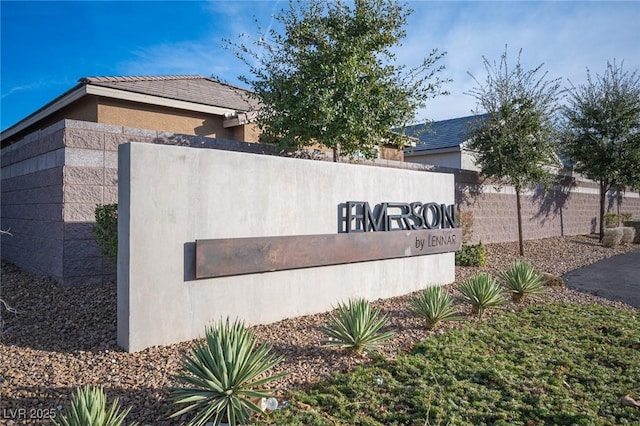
408 286 464 330
53 385 135 426
170 318 284 426
500 261 545 303
322 298 394 354
458 273 507 321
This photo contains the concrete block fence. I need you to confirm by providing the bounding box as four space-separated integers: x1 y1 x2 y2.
1 118 639 285
0 120 283 285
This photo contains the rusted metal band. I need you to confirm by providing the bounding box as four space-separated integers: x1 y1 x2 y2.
195 229 461 279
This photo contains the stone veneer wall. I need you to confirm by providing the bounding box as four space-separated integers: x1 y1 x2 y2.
1 118 639 285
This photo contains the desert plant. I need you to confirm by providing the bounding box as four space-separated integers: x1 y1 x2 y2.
622 219 640 243
620 212 633 222
408 286 464 330
170 318 284 426
93 204 118 266
322 298 394 354
53 385 135 426
604 212 619 228
621 227 636 245
458 273 507 321
541 272 565 287
455 242 488 267
499 261 545 303
602 227 624 247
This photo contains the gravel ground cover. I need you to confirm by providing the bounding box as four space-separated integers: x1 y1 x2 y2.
1 234 638 425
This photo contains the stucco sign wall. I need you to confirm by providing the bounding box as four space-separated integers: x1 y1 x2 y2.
118 142 459 352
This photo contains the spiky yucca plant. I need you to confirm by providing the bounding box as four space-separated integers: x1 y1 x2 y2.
170 318 284 426
53 385 135 426
322 298 394 354
408 286 464 330
458 273 507 321
500 261 545 303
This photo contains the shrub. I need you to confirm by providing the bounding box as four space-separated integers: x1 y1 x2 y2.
499 261 545 303
604 212 619 228
53 385 135 426
408 286 464 330
93 204 118 266
621 227 636 245
541 272 565 287
620 212 633 222
602 227 623 247
455 242 488 267
622 219 640 243
458 273 507 321
322 298 394 354
170 318 284 426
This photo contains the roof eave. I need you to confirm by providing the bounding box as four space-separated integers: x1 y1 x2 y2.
86 85 239 116
2 82 243 144
404 145 462 156
1 83 87 143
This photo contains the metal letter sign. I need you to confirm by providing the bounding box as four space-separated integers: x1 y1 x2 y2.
345 201 456 232
195 200 460 279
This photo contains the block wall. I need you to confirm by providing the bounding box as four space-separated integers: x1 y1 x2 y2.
1 120 282 285
454 173 640 244
2 119 639 286
1 122 66 280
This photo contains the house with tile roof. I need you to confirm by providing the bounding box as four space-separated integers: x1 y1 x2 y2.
403 114 487 171
0 75 279 286
1 75 261 147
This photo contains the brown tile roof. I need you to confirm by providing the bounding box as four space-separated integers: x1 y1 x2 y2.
80 75 256 112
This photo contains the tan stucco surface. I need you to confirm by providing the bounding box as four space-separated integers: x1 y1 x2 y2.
96 99 235 138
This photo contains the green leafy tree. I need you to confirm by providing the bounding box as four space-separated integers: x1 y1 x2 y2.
466 47 563 255
228 0 450 160
562 61 640 240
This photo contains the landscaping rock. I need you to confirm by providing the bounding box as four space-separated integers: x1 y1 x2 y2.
0 234 638 425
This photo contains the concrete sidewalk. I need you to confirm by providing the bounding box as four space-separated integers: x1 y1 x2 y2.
562 249 640 309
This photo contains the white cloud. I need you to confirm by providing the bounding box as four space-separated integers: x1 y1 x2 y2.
397 1 640 122
117 40 236 81
116 1 285 87
1 80 47 99
115 0 639 123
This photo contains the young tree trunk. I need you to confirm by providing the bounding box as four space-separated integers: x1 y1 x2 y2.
616 188 621 227
332 146 338 163
599 179 607 242
515 186 524 256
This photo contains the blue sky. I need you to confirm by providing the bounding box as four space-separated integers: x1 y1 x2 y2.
1 1 639 132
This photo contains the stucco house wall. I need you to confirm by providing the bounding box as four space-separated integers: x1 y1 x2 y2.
405 149 462 169
95 98 256 141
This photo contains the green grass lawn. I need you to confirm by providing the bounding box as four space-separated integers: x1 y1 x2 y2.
257 303 640 425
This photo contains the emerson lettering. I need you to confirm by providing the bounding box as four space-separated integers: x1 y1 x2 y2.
345 201 456 233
